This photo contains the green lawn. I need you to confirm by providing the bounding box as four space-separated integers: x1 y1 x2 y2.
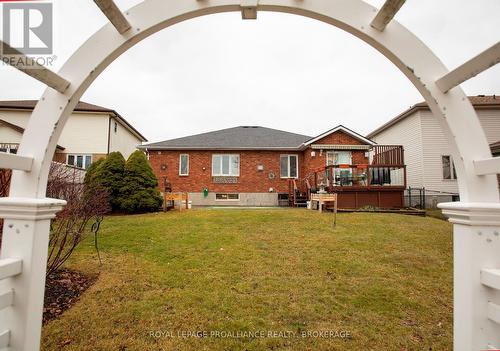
42 209 453 351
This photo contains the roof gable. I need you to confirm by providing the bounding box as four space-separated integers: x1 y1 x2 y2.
304 125 375 146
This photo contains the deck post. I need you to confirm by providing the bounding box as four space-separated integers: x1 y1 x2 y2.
439 202 500 350
0 198 65 351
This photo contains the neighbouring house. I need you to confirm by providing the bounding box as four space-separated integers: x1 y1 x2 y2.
367 95 500 208
139 125 407 209
0 100 147 169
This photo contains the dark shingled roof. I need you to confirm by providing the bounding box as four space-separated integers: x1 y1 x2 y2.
140 126 312 150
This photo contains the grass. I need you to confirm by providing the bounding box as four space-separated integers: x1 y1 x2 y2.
41 209 453 351
426 209 447 221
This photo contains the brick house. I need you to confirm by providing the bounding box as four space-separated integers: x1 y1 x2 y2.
139 125 406 208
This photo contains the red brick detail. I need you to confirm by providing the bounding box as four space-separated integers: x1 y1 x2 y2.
148 131 371 194
149 151 304 194
302 131 369 176
312 130 365 145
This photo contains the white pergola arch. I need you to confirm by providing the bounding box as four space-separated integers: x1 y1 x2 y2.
0 0 499 350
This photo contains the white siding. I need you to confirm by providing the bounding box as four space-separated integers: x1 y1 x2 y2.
108 117 143 159
0 125 22 144
370 112 424 189
419 110 459 195
56 112 109 154
477 109 500 144
372 107 500 196
0 110 109 154
0 110 30 128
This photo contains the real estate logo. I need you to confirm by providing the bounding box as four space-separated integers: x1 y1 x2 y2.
1 1 53 55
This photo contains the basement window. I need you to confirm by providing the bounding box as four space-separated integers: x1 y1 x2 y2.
215 193 239 201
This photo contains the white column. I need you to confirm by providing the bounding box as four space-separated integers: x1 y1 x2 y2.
0 198 65 351
439 202 500 350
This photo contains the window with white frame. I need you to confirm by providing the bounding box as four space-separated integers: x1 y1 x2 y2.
0 143 18 154
67 154 92 170
179 154 189 176
212 154 240 176
280 155 298 178
442 155 457 180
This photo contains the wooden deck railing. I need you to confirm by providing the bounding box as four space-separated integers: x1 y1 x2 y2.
310 164 407 191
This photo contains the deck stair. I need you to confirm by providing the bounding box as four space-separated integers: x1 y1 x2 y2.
288 179 308 207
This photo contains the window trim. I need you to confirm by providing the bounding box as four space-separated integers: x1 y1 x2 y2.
215 193 240 201
280 154 299 179
179 154 189 176
67 153 92 170
212 154 240 177
442 155 457 180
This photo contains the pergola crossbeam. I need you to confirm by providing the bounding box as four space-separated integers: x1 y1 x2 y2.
0 330 10 349
0 152 33 172
474 156 500 176
240 0 258 19
0 290 14 311
481 269 500 290
0 42 70 94
94 0 132 34
370 0 406 32
488 302 500 325
436 42 500 93
0 259 22 281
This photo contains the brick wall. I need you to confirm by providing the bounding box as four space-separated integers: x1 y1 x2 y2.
148 131 370 194
302 131 369 176
149 150 304 194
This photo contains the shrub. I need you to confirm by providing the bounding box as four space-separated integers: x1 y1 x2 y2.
90 152 126 211
118 151 163 213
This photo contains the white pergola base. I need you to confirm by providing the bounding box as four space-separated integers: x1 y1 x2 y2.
0 0 499 350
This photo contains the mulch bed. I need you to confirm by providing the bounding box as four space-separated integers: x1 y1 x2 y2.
43 269 98 324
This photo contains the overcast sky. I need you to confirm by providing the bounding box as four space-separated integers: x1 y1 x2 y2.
1 0 499 142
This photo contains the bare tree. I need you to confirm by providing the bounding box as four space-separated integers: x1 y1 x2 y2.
0 169 11 246
46 163 110 275
0 164 110 275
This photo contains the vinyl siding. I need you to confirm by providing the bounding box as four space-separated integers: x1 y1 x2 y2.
108 117 144 159
370 112 424 189
402 108 499 195
477 109 500 144
419 110 459 195
56 112 109 154
0 125 22 144
0 110 110 154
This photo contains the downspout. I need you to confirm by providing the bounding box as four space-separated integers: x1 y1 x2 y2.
107 115 112 154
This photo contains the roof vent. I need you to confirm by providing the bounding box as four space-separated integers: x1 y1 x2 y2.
241 126 259 128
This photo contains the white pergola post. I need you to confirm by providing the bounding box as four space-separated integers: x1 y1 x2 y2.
0 198 65 350
440 202 500 350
